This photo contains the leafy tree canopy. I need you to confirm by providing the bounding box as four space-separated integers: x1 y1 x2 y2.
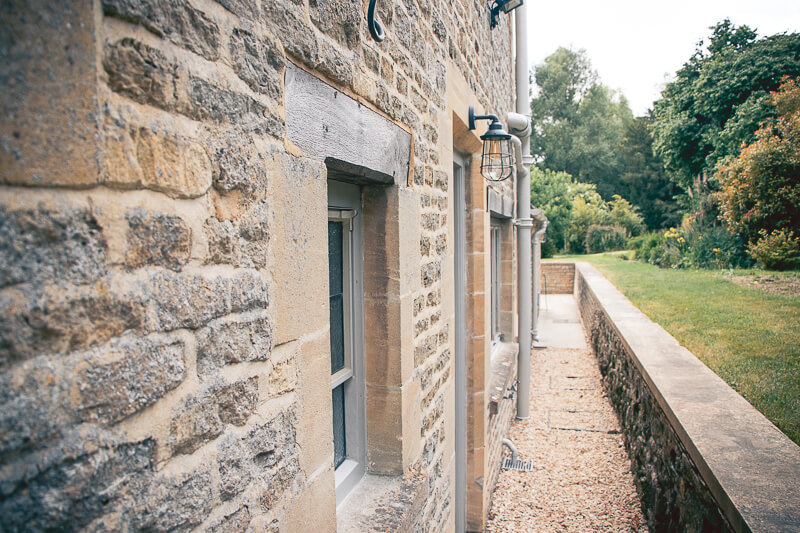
652 20 800 191
618 116 683 229
530 47 634 199
717 77 800 247
530 48 677 230
530 167 644 256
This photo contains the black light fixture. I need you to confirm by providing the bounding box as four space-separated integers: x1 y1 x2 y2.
469 106 514 182
489 0 524 29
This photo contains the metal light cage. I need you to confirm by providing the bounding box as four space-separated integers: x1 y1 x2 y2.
480 131 513 181
469 106 514 181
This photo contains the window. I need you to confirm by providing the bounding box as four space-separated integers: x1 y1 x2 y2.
327 180 366 506
490 220 502 341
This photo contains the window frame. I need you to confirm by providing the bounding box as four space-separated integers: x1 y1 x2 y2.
327 181 367 507
490 219 503 341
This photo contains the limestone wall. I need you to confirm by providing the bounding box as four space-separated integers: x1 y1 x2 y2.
0 0 516 531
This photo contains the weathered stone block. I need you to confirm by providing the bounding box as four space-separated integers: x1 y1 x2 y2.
0 283 147 365
0 359 66 457
128 464 214 532
204 216 238 265
185 77 283 138
217 411 296 501
136 127 213 199
197 316 272 376
208 132 271 194
169 376 258 455
102 0 220 61
125 208 191 271
103 38 178 110
75 334 186 424
213 0 258 18
316 39 356 87
229 28 283 100
216 376 259 425
0 428 155 531
262 1 319 67
309 0 361 49
149 270 268 331
0 1 100 188
0 205 107 289
256 457 301 509
205 202 269 268
202 505 251 533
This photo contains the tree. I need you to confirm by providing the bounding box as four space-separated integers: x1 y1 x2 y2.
717 77 800 251
530 47 635 199
529 167 574 256
652 20 800 192
529 167 645 256
618 116 682 229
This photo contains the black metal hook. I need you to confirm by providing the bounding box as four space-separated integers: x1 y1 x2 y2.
368 0 385 42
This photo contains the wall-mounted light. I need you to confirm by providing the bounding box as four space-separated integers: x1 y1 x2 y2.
489 0 523 29
469 106 513 181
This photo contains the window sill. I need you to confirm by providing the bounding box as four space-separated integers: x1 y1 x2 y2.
488 340 518 416
336 473 428 532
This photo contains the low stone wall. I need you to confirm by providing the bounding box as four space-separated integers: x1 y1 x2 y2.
541 263 575 294
575 262 800 533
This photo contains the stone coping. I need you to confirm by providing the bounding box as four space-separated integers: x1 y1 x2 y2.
576 262 800 533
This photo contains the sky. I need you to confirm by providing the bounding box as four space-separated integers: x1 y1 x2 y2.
524 0 800 116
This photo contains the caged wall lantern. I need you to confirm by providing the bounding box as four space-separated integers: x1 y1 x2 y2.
488 0 524 29
469 105 514 181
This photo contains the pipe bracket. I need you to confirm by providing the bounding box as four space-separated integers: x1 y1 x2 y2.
513 218 534 228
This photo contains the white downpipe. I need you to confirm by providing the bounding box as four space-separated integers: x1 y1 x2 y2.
513 3 533 420
531 216 548 341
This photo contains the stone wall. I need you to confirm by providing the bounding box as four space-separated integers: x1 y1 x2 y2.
576 262 800 533
577 276 730 533
541 262 575 294
1 0 516 531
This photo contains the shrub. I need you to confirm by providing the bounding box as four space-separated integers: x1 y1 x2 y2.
608 195 645 237
584 225 629 253
630 231 664 262
682 224 751 269
747 229 800 270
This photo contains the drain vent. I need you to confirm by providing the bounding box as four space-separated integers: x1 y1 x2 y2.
502 457 534 472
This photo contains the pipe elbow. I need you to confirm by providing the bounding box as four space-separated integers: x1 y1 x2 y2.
506 112 531 138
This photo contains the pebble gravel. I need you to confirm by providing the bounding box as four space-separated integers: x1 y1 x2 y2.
486 346 649 533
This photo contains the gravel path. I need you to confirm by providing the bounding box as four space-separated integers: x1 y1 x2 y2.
486 345 648 533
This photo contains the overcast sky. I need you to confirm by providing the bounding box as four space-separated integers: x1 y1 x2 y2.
523 0 800 116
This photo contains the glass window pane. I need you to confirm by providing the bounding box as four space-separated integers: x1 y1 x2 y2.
332 384 347 468
328 221 343 295
328 221 345 374
330 294 345 373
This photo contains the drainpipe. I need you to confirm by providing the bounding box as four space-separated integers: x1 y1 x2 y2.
511 2 533 420
531 211 548 342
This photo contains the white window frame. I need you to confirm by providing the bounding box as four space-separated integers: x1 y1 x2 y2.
490 220 503 340
328 180 367 508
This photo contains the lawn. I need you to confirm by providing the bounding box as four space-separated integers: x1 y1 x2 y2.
547 253 800 445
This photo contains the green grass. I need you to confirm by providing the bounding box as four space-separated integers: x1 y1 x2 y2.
547 253 800 445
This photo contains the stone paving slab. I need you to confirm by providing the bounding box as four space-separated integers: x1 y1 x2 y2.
538 294 587 349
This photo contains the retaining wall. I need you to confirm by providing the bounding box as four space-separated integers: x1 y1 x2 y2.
541 262 575 294
575 262 800 533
